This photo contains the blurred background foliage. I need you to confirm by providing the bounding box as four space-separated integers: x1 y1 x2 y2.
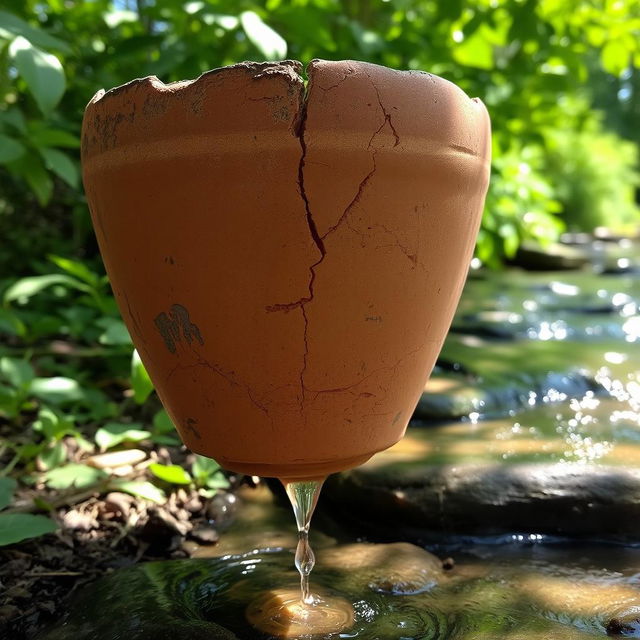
0 0 639 519
1 0 639 274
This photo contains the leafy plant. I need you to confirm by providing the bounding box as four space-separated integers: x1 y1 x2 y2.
149 463 192 486
0 10 77 207
192 455 230 493
0 476 57 546
544 117 640 231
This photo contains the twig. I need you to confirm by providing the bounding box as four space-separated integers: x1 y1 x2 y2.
25 571 84 577
4 483 109 514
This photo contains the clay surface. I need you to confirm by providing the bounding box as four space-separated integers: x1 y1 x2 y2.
82 60 490 479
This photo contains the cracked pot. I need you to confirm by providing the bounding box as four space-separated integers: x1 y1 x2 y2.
81 59 491 480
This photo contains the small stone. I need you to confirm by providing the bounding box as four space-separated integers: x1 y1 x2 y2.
140 507 190 543
189 525 219 545
442 557 455 571
184 495 203 513
181 540 199 556
62 509 97 531
88 449 146 469
103 492 134 517
607 614 640 636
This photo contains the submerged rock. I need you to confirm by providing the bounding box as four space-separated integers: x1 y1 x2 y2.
38 539 640 639
324 459 640 540
325 385 640 541
512 242 590 270
36 486 640 639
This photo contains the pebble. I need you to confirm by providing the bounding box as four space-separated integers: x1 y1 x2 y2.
189 526 219 545
87 449 146 469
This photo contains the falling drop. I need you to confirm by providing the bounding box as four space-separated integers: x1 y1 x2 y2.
282 477 324 605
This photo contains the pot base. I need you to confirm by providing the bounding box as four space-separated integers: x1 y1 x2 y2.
214 451 378 480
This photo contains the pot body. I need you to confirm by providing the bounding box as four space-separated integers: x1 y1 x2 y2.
82 60 490 480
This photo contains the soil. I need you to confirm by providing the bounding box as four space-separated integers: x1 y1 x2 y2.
0 468 249 640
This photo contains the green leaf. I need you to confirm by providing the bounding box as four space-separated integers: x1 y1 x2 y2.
9 36 66 114
150 410 180 444
0 308 26 336
0 477 17 511
44 463 107 490
131 350 154 404
48 255 99 286
95 422 150 451
0 108 27 133
192 454 220 482
453 27 494 70
22 156 53 206
30 377 84 404
149 463 191 485
240 11 287 60
111 480 165 504
96 317 131 346
601 40 629 76
0 513 57 546
152 409 175 434
205 474 230 490
32 406 75 440
0 134 25 163
0 357 34 388
28 127 80 149
0 10 71 52
37 441 67 471
4 273 88 304
38 147 79 188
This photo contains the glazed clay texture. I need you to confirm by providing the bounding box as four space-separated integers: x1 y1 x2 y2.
81 59 491 480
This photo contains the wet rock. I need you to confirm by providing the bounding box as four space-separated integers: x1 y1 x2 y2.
607 610 640 637
190 525 219 545
512 242 590 270
319 542 442 594
139 507 190 552
103 491 134 518
324 453 640 540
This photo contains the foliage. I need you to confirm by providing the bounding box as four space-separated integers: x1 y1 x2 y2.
0 477 57 546
0 0 638 543
0 0 638 267
544 117 640 231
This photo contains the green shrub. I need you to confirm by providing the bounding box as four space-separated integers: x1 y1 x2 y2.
479 144 564 268
545 121 640 232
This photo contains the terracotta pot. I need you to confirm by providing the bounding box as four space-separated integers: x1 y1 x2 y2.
82 59 490 480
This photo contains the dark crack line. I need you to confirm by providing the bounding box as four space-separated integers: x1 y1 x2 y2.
314 70 352 94
306 339 434 401
319 153 377 244
369 223 418 266
166 355 270 418
271 71 395 410
366 72 400 147
295 88 326 408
